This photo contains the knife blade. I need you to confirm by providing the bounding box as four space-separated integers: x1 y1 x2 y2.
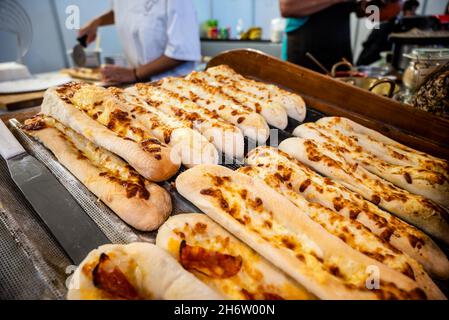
72 35 88 67
0 119 110 265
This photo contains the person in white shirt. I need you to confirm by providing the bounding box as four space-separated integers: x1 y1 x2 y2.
78 0 201 83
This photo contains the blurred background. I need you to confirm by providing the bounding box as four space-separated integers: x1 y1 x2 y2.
0 0 447 74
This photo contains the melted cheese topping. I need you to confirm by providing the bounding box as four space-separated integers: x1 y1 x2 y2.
246 147 432 258
55 83 167 159
188 71 280 116
238 166 417 281
79 249 151 300
134 84 239 133
197 172 425 299
24 115 150 199
318 117 449 176
299 139 448 222
166 219 311 300
159 77 253 119
206 65 300 106
299 122 448 187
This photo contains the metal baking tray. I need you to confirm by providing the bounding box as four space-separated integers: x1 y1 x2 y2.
0 106 325 299
0 85 447 299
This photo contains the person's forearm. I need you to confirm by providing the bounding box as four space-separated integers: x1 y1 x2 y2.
94 10 115 27
135 55 184 81
280 0 349 17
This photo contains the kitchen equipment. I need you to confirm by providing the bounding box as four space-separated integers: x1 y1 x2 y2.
390 28 449 71
0 62 31 81
305 52 331 75
0 119 110 264
270 18 285 43
402 48 449 92
71 34 101 68
340 77 398 98
0 91 44 111
329 61 398 98
0 72 71 94
0 0 33 63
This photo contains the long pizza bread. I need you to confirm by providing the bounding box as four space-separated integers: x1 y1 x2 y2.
23 116 172 231
158 77 270 143
186 71 288 129
41 83 180 181
237 166 445 299
176 165 427 300
61 68 102 81
130 84 245 159
279 137 449 245
156 213 315 300
294 121 449 208
246 147 449 279
67 243 224 300
207 65 307 122
107 87 219 168
316 117 449 180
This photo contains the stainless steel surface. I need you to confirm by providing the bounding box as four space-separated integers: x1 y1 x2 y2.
201 40 282 59
3 121 110 264
72 44 87 68
0 118 206 299
7 153 110 264
0 158 68 300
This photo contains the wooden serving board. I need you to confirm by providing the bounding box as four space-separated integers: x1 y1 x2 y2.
207 49 449 160
0 92 45 111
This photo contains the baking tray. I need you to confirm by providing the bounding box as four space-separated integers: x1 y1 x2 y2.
0 98 325 299
1 55 448 298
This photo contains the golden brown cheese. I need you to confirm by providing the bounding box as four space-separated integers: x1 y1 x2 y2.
238 165 423 282
196 172 425 299
179 240 243 279
23 115 151 200
90 253 140 300
55 83 167 161
246 147 432 250
162 217 313 300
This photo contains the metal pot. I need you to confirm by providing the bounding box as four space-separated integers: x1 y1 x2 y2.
403 48 449 92
330 61 398 98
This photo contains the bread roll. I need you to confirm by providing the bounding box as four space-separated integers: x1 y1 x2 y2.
67 243 224 300
130 84 245 159
296 119 449 208
207 65 306 122
238 165 445 299
157 213 315 300
176 164 427 300
23 116 172 231
159 77 270 144
187 71 288 129
41 84 180 181
279 137 449 245
246 147 449 279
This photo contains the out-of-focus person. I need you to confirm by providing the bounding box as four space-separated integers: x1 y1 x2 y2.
357 0 418 66
78 0 201 84
280 0 402 73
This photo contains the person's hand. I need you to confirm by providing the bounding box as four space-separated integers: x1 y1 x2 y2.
101 65 137 84
78 19 100 45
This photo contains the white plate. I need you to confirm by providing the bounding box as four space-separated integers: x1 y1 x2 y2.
0 72 72 94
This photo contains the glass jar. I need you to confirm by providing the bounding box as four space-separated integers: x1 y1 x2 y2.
403 48 449 92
